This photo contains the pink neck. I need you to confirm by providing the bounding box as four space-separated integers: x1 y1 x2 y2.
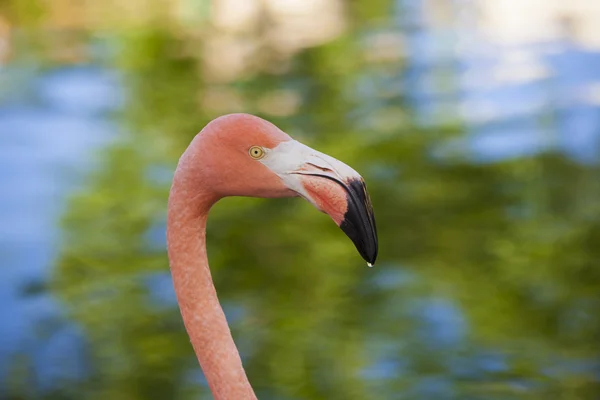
166 163 257 400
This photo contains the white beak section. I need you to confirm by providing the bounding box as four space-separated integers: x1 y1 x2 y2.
258 140 362 201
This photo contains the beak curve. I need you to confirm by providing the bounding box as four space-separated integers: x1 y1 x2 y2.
260 140 378 266
259 139 378 265
302 172 378 266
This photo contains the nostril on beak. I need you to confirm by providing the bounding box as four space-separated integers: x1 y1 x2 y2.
306 162 334 173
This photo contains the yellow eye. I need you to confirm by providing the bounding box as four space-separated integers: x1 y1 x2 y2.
248 146 265 160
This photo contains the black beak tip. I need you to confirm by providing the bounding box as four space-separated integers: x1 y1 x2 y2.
340 219 378 266
357 233 378 265
365 247 378 266
340 178 378 267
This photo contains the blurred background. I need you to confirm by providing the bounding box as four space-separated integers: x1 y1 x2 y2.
1 0 600 399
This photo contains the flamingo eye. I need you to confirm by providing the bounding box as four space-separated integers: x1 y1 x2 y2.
248 146 265 160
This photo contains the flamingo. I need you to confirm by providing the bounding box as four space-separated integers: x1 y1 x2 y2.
166 113 378 399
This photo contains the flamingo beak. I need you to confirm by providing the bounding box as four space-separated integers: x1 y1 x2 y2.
290 163 378 266
259 140 378 265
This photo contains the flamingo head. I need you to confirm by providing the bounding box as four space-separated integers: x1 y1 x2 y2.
193 113 378 266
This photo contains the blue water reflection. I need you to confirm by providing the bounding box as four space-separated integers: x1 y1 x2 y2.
0 66 119 387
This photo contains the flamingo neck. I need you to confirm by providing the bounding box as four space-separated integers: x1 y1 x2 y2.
167 168 256 400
